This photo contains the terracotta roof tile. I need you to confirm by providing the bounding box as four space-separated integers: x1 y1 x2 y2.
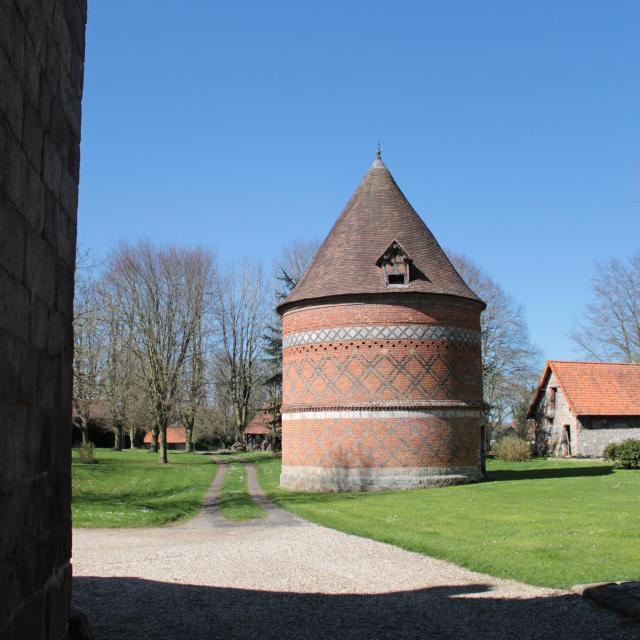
530 361 640 417
143 425 186 444
245 409 276 435
278 156 483 313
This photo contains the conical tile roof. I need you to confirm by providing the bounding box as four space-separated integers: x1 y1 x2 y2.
278 155 483 312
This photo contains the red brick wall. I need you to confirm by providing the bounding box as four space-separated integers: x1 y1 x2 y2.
281 295 484 473
283 294 481 332
282 415 482 468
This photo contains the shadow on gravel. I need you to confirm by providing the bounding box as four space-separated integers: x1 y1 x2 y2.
487 466 613 482
73 576 638 640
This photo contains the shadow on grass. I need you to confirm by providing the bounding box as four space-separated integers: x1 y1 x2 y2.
207 451 280 464
72 495 203 516
73 576 637 640
72 486 205 504
487 466 614 482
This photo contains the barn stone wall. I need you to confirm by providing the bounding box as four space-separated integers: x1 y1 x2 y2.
533 372 578 456
0 1 86 638
532 372 640 457
281 295 484 491
578 416 640 458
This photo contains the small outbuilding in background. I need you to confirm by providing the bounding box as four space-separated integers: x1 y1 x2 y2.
528 361 640 457
143 425 187 450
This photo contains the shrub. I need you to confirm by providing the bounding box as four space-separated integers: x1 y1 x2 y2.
490 435 532 462
611 439 640 469
78 442 96 464
603 442 618 461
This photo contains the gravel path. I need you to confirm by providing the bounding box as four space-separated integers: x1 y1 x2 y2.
72 462 639 639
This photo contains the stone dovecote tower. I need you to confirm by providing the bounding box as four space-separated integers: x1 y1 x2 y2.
277 151 485 491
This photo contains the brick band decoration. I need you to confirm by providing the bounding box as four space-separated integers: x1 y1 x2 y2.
282 409 485 420
282 324 480 348
277 153 486 491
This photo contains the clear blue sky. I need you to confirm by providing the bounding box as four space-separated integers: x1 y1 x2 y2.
78 1 640 365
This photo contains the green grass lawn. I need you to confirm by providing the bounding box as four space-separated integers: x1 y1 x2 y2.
72 448 217 527
255 457 640 589
218 462 266 521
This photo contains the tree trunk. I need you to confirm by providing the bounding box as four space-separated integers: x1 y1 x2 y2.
129 427 136 449
80 417 89 445
185 416 194 452
151 427 158 453
113 423 123 451
159 426 168 464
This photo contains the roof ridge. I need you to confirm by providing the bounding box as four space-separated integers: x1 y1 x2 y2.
549 360 640 366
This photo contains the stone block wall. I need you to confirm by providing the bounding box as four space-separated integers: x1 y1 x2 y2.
0 1 86 638
532 371 578 456
578 416 640 457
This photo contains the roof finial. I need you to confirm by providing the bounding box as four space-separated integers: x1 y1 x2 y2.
372 142 384 168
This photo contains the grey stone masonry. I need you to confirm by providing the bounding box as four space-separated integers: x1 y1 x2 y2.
578 416 640 458
532 372 578 456
0 1 86 639
280 465 483 492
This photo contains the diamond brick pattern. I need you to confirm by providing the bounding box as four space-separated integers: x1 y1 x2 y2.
283 341 483 408
283 324 480 348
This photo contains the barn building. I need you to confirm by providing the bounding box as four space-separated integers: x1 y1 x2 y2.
245 407 279 448
277 152 486 491
528 361 640 457
143 425 188 450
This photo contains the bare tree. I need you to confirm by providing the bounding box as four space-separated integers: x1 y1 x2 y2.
276 237 320 291
100 286 136 451
178 250 215 452
102 242 208 463
213 260 267 444
206 384 238 446
73 273 104 445
449 252 540 427
123 389 151 450
571 250 640 363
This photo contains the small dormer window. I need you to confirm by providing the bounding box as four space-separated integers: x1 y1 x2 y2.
376 240 413 287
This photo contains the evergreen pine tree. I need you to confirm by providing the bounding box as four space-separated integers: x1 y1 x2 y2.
262 269 298 450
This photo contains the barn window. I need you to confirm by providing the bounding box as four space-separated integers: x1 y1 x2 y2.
376 240 413 287
546 386 557 419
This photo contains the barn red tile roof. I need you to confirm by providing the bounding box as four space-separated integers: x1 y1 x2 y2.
277 153 483 313
244 411 271 436
245 410 274 435
143 425 187 444
529 361 640 417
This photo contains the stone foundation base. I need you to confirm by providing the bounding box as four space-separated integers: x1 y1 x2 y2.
280 464 482 492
